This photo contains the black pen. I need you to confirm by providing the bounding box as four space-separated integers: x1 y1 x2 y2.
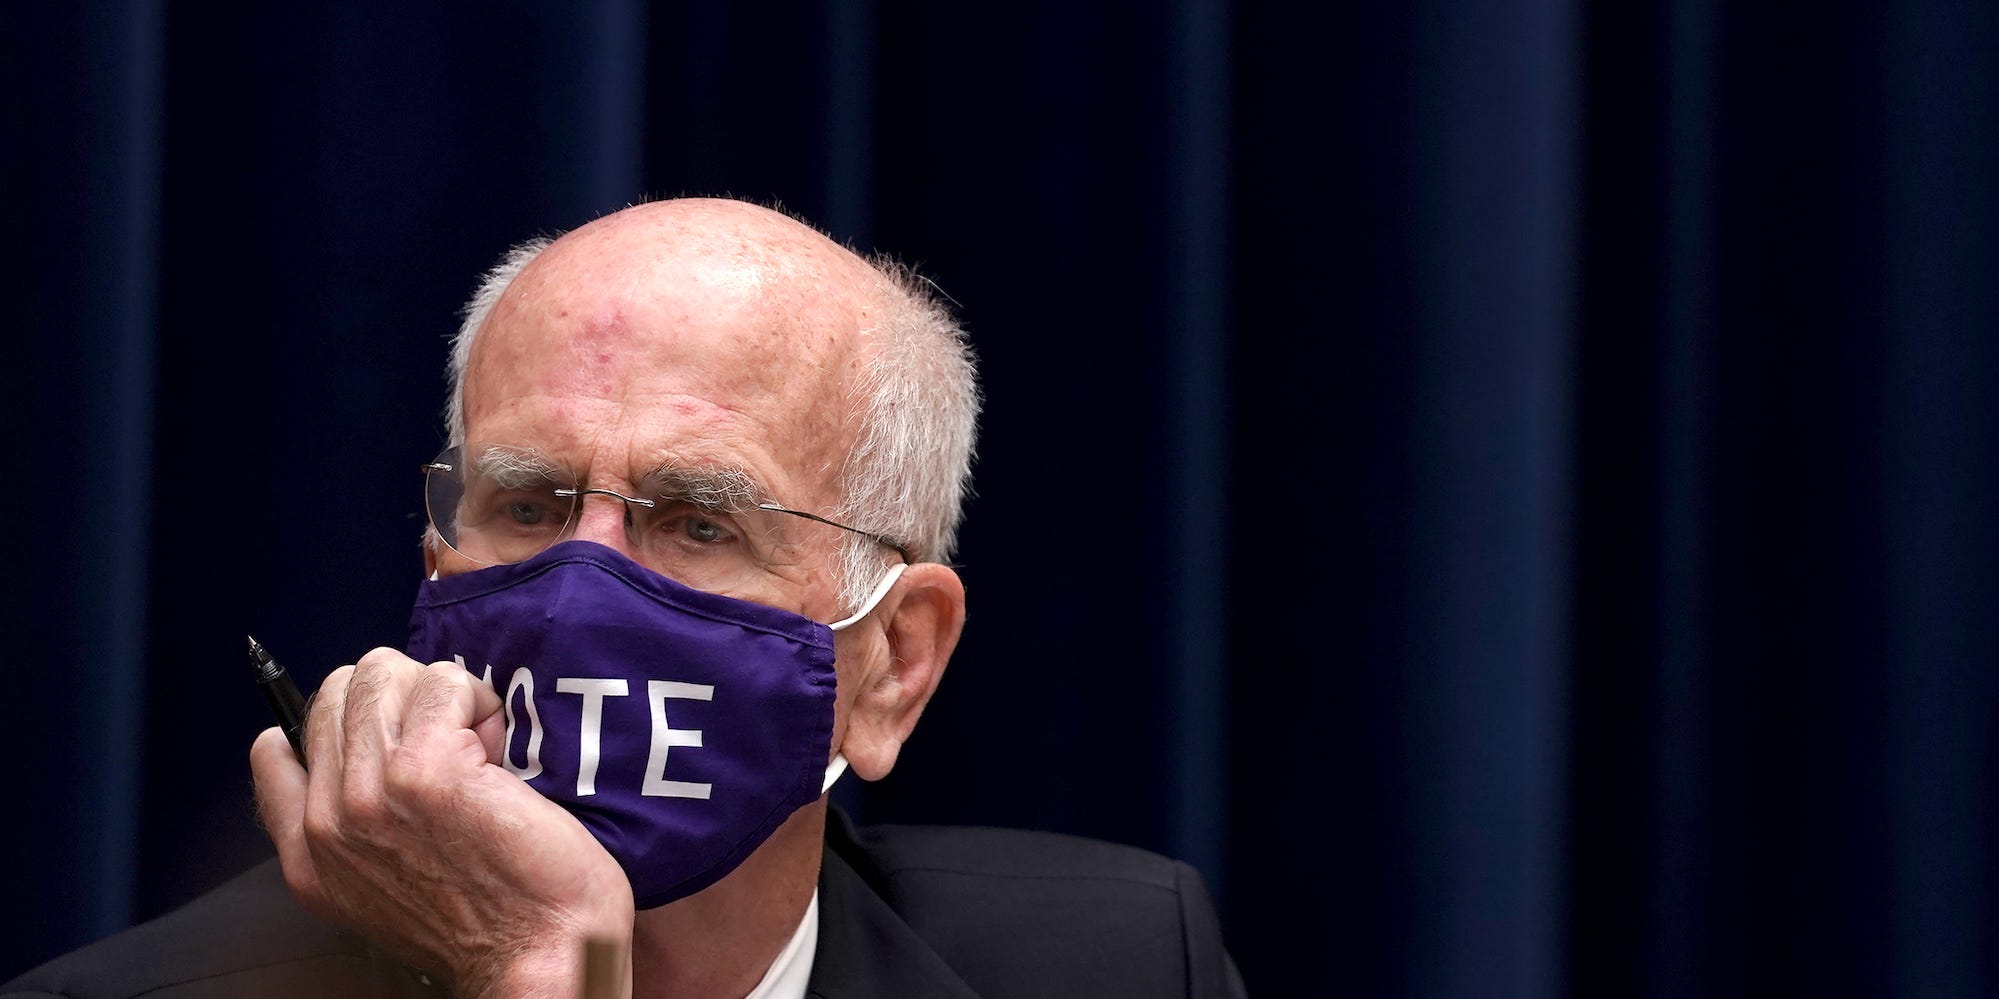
248 634 309 768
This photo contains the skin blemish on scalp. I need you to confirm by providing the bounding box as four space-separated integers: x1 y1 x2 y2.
565 308 630 373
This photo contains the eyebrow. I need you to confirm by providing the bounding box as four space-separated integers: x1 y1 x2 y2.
461 446 777 513
634 461 769 513
469 445 568 488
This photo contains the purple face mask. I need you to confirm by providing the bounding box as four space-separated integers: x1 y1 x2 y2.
406 539 897 908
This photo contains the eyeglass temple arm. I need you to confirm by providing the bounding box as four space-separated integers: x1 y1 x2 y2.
757 503 913 564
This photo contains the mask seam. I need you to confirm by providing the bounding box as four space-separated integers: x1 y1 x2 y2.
418 546 835 650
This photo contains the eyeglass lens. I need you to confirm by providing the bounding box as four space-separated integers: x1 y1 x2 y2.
424 445 885 594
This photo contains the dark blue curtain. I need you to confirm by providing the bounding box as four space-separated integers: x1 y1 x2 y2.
10 3 1995 995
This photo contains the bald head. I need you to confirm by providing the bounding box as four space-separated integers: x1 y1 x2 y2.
442 197 980 602
521 200 887 347
558 198 888 313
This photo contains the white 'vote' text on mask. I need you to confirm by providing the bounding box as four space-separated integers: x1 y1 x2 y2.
457 655 715 799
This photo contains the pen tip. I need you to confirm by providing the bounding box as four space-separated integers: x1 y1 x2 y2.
248 637 283 680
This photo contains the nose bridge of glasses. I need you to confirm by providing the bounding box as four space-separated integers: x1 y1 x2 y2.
558 486 655 546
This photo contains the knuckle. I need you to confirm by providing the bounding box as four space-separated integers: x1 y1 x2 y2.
340 780 389 825
382 742 463 816
301 799 342 846
356 646 410 672
382 747 431 798
411 669 468 716
346 670 385 714
309 666 353 717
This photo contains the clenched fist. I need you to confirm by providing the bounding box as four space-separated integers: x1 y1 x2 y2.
250 647 634 998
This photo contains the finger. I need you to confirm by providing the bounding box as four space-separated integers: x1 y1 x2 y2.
427 659 509 767
302 663 358 845
341 647 424 775
250 726 328 915
400 665 507 769
471 684 508 768
303 664 354 790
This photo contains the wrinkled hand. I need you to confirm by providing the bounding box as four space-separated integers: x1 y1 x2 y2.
251 648 634 998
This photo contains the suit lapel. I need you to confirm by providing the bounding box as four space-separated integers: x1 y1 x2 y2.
806 814 982 999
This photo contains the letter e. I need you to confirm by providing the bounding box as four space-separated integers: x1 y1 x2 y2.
643 680 714 799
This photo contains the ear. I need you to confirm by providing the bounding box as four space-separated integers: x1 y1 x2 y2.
422 538 438 578
840 562 966 782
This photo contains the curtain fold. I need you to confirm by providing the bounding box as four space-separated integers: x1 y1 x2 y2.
10 3 163 975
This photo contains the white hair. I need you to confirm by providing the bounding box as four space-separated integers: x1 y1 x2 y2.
442 233 980 610
827 258 981 607
445 236 552 448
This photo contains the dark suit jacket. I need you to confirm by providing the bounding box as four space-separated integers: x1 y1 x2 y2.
4 810 1245 997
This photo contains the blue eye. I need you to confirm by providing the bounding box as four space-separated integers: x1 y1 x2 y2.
687 518 725 543
506 500 551 525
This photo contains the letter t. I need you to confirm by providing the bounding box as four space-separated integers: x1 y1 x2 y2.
555 678 629 797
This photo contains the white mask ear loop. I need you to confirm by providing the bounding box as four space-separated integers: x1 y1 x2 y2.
821 562 907 793
828 562 906 632
821 754 849 794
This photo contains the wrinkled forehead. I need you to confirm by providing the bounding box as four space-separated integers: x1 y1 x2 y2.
460 218 881 509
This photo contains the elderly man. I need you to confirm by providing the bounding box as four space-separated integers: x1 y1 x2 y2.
5 199 1242 998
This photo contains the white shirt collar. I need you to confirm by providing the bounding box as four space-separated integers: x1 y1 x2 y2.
743 888 819 999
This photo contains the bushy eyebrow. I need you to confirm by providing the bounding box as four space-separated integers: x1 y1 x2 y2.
461 447 775 514
635 461 769 513
470 445 568 488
